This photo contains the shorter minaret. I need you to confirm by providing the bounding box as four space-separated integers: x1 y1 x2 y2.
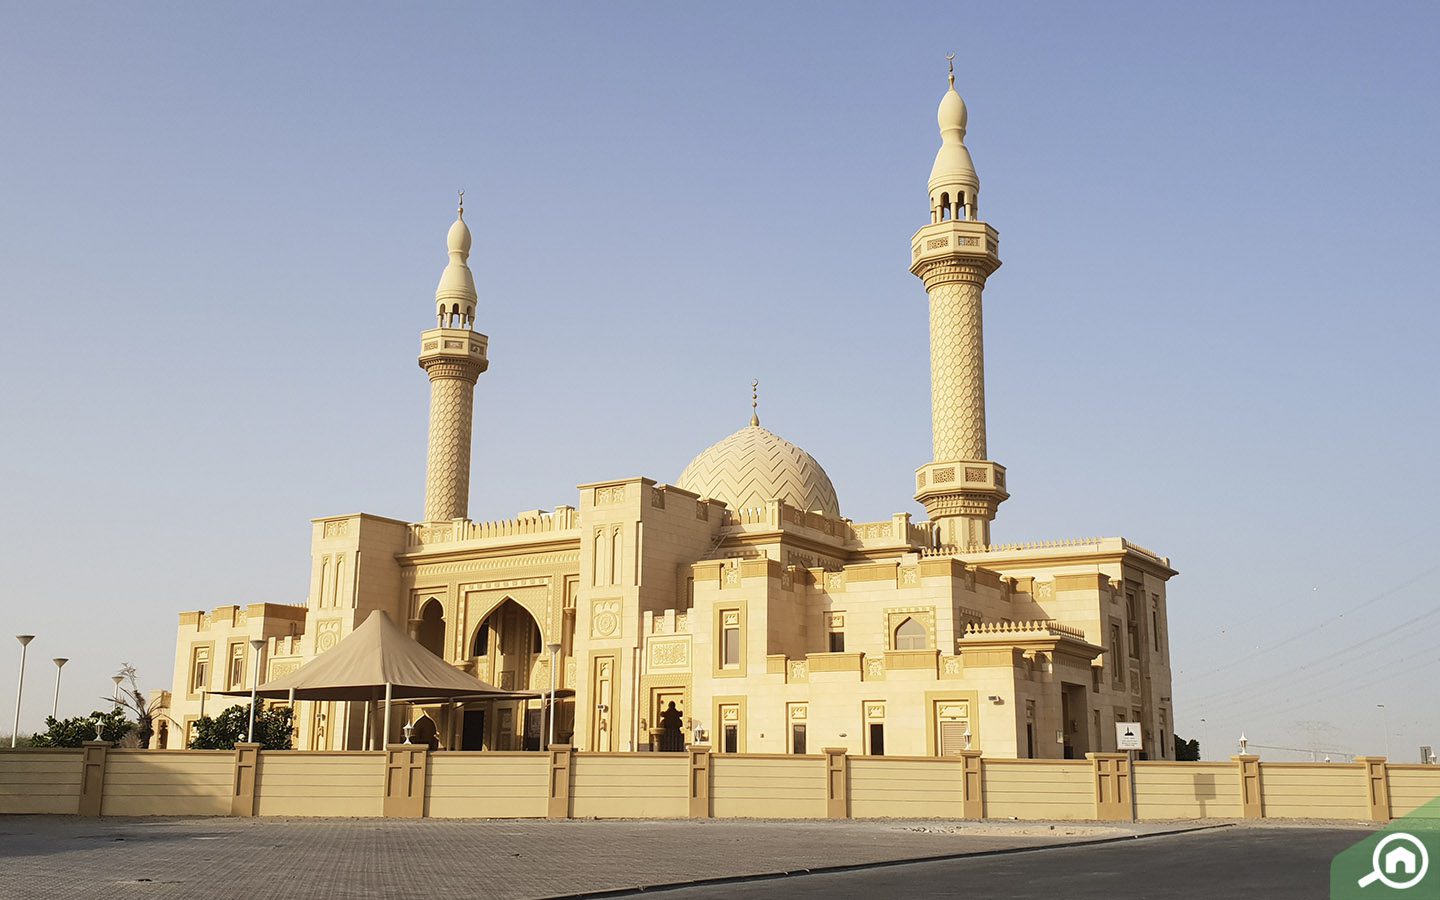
912 60 1008 549
419 193 489 522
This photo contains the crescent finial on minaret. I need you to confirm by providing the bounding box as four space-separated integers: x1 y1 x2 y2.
947 52 956 88
457 188 465 219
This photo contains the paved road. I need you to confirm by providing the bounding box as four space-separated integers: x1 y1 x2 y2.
0 816 1179 900
639 826 1373 900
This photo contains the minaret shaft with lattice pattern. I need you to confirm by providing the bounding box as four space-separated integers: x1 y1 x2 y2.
911 70 1008 549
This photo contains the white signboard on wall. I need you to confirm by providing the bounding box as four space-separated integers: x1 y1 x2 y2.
1116 722 1143 751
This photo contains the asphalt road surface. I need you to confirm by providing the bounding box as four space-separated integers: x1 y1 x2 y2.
638 826 1370 900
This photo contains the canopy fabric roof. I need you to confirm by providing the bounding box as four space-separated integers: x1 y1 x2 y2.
222 609 533 702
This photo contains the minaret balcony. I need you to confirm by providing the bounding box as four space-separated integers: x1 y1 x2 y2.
910 220 1000 275
419 327 489 375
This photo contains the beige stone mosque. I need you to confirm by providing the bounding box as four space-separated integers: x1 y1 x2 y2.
161 68 1178 761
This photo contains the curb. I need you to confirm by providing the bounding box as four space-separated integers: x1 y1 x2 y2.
546 822 1234 897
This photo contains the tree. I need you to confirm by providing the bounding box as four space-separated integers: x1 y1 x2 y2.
29 709 134 748
110 663 172 748
1174 733 1201 761
188 701 294 750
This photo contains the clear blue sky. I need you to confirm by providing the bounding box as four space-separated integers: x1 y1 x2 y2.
2 3 1437 760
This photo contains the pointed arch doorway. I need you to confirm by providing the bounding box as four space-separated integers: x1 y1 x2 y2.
464 598 545 750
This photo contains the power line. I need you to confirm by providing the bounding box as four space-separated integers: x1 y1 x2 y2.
1175 562 1440 683
1182 605 1440 708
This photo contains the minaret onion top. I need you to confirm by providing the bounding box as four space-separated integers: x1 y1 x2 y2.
435 190 477 327
928 54 980 221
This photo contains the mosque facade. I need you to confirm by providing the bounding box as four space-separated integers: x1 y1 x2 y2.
162 71 1178 760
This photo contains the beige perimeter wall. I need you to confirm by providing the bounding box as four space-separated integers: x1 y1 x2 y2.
3 748 1438 823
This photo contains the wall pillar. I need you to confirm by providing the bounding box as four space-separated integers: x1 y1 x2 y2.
231 743 260 817
959 750 984 819
78 741 108 817
688 745 711 818
548 745 573 819
824 747 849 819
1356 756 1391 823
383 744 428 818
1089 752 1134 821
1233 754 1263 819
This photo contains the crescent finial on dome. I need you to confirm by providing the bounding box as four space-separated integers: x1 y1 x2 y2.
750 379 760 427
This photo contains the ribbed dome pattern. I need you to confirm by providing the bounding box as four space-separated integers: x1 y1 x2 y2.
678 424 841 518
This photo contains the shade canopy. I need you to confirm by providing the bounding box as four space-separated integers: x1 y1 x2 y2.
220 609 534 702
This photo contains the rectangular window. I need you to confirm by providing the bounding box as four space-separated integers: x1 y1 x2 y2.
723 724 738 754
1091 665 1102 693
791 723 807 755
722 625 740 668
228 644 246 690
1109 622 1124 686
828 631 845 653
1152 604 1162 653
191 647 210 693
868 722 886 756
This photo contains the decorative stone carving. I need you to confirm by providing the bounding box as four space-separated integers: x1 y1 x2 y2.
322 519 350 538
866 658 884 679
942 656 962 675
789 661 808 681
722 611 739 627
825 572 844 592
650 487 665 508
901 566 918 585
933 467 956 484
315 619 342 653
595 485 626 505
591 600 621 638
648 638 690 669
964 466 987 482
866 703 885 720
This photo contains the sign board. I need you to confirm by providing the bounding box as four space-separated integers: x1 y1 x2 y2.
1116 722 1143 751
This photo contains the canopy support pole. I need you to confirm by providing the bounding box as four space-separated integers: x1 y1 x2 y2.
361 700 370 751
383 682 393 747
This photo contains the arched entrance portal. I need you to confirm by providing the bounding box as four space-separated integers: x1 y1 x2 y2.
465 599 545 750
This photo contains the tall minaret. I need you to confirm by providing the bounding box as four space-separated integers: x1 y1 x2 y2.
912 61 1008 550
419 194 489 522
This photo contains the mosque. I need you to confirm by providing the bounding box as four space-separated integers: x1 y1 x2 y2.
161 68 1178 760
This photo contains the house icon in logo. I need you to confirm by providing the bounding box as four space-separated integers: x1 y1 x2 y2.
1384 844 1419 877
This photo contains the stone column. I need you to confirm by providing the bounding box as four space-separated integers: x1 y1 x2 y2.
418 330 487 522
910 224 1008 549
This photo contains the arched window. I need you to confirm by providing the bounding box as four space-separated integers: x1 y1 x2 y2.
416 599 445 658
939 192 951 220
895 617 927 651
472 622 489 657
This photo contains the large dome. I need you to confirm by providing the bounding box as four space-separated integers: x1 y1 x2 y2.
678 423 841 518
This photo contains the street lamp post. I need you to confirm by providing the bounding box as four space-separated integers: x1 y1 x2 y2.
12 636 35 748
51 658 68 719
247 638 266 744
1377 704 1390 758
110 674 124 706
546 643 562 749
1199 718 1207 761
